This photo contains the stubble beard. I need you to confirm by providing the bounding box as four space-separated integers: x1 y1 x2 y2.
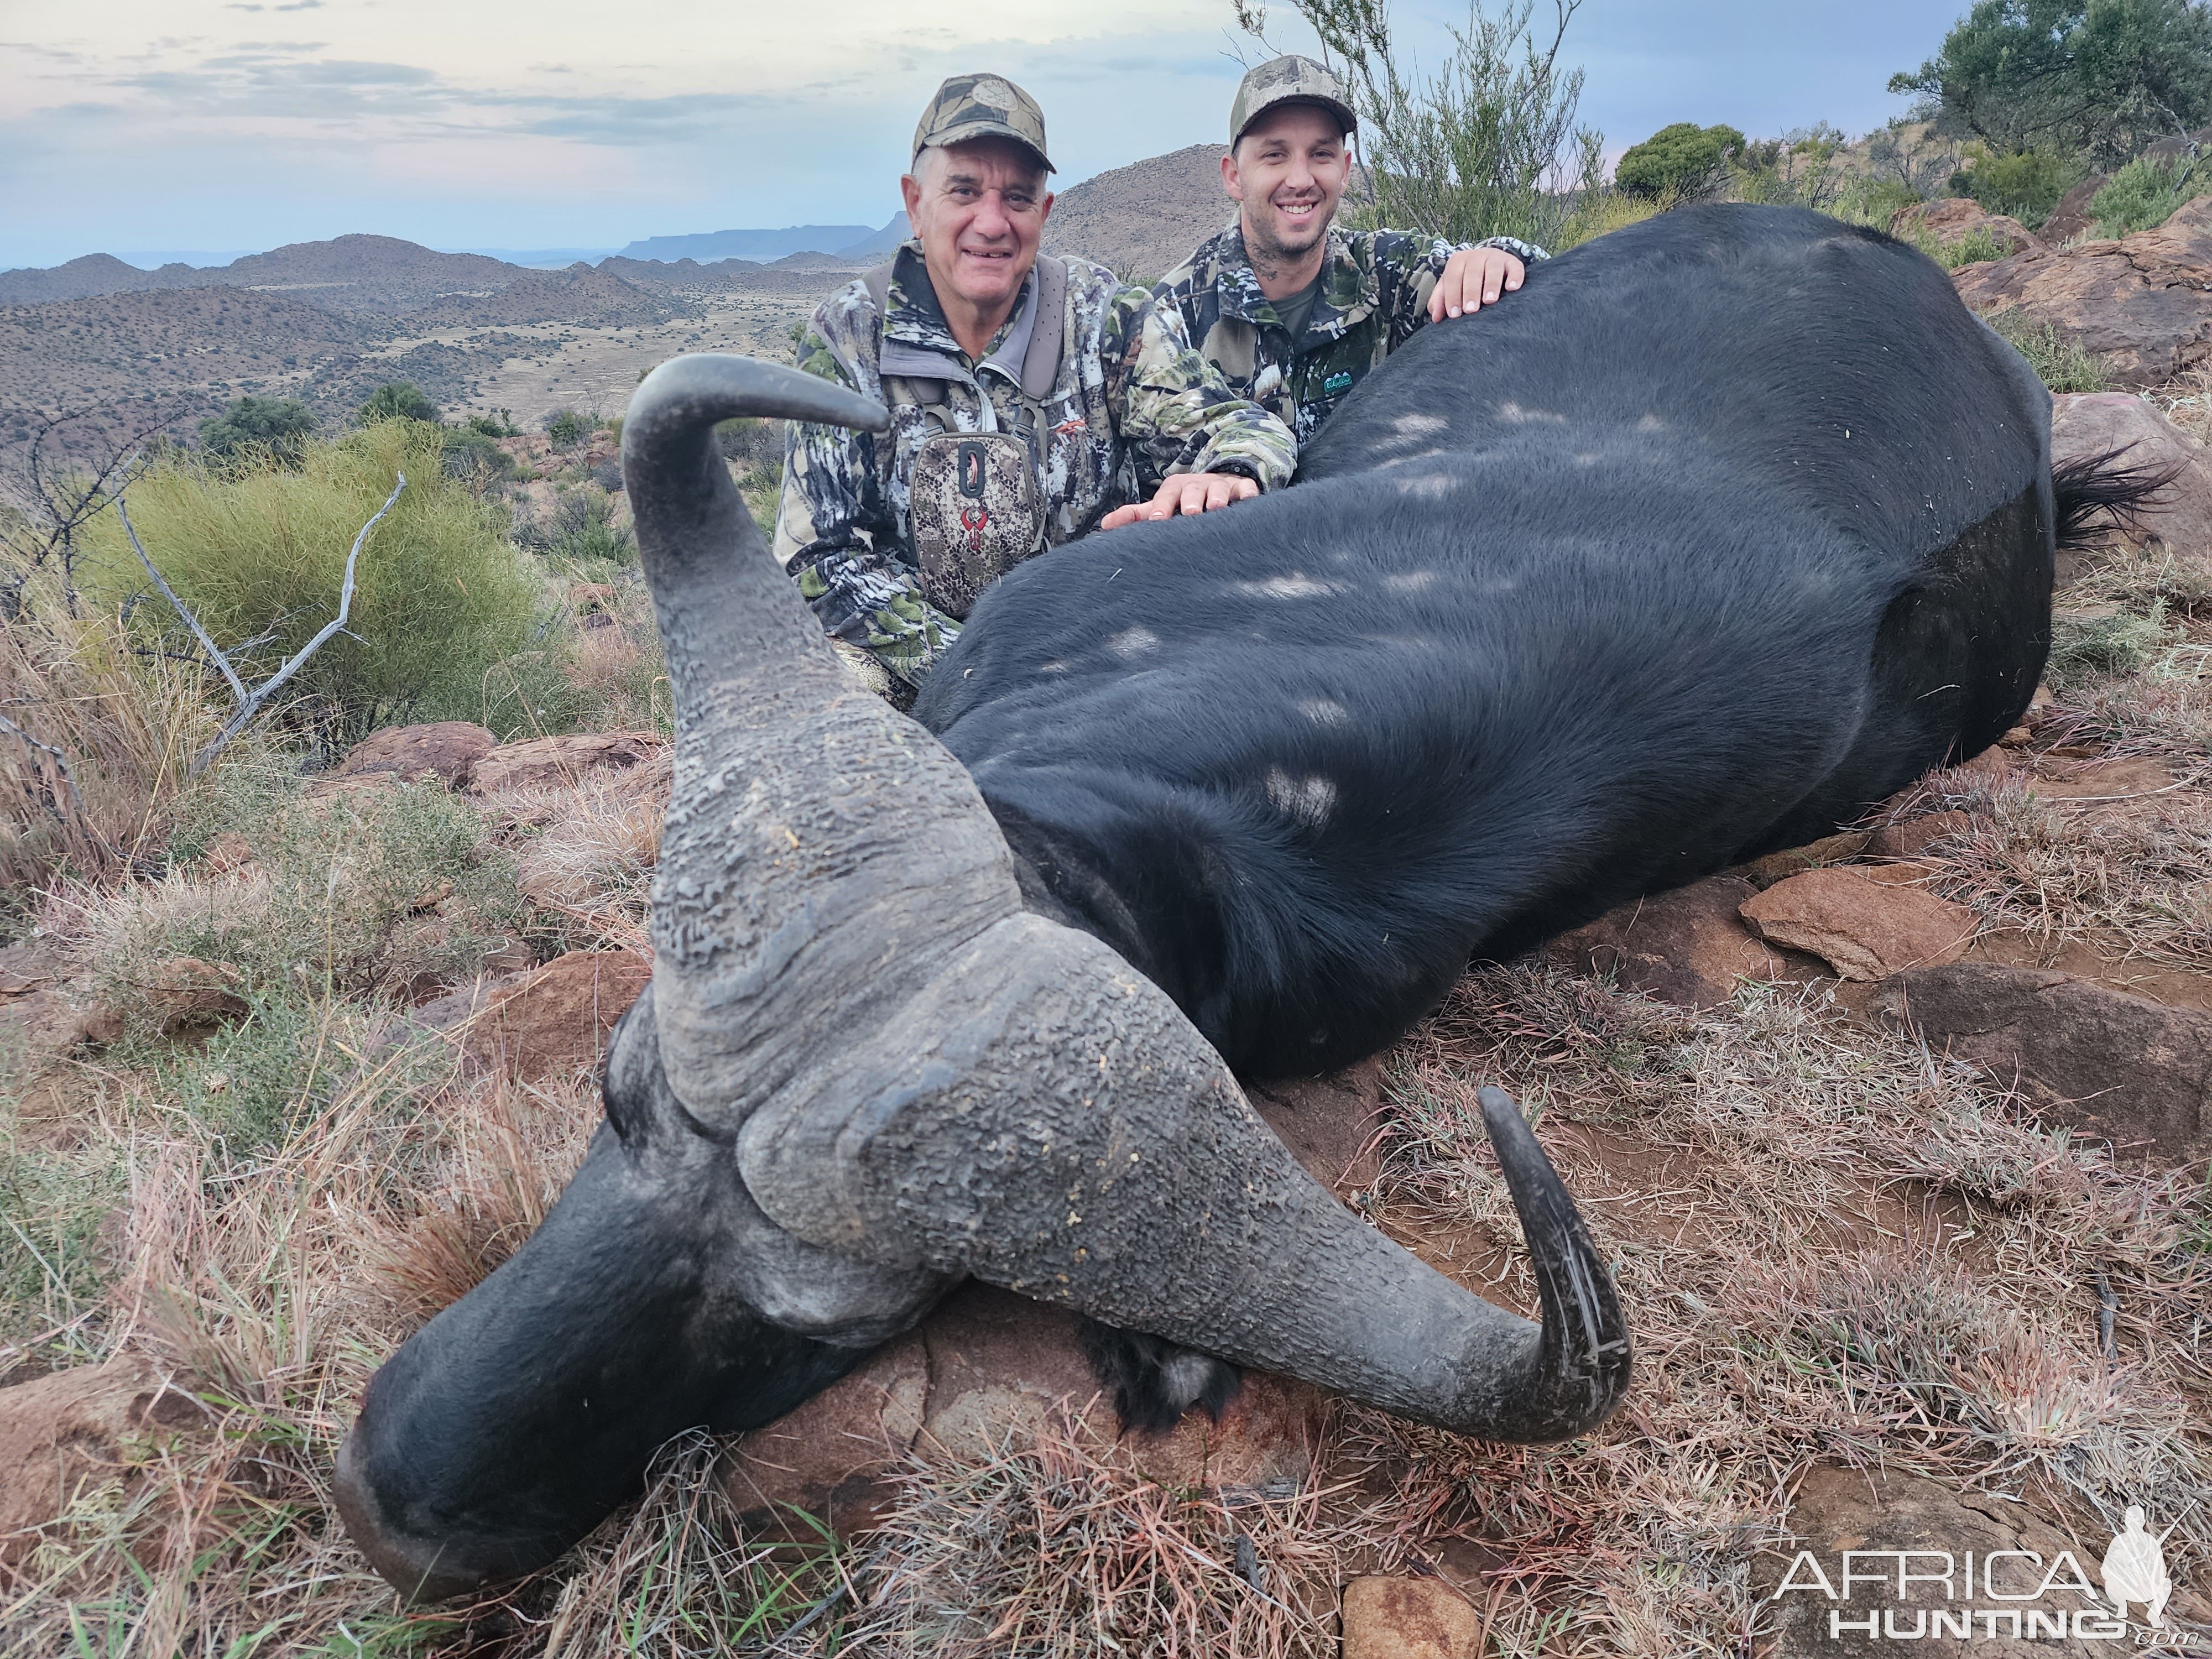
1243 205 1329 284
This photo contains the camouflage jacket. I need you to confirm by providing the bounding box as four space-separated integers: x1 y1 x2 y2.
1152 220 1548 447
774 242 1296 690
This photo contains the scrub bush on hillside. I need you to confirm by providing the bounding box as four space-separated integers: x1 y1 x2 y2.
80 420 551 742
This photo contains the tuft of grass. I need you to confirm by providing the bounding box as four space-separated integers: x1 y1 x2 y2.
1900 221 2010 269
1984 307 2114 393
56 760 528 1014
77 421 554 744
1 591 215 894
2047 598 2175 692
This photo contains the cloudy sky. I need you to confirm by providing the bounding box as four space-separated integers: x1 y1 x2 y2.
2 0 1955 270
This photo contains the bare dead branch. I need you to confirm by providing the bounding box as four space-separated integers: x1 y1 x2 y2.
184 471 406 778
118 495 249 706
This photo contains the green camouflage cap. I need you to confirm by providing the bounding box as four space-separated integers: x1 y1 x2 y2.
1230 54 1357 145
912 73 1055 174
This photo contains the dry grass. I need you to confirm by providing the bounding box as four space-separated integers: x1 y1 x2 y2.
1361 966 2212 1653
832 1413 1345 1657
5 468 2212 1653
0 592 215 895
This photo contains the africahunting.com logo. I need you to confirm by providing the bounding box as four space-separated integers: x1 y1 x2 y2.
1769 1507 2186 1643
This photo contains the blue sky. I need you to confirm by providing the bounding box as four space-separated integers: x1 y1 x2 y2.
1 0 1957 270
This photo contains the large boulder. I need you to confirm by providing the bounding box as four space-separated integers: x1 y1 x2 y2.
1872 964 2212 1158
1890 197 2042 259
1953 195 2212 388
2050 392 2212 561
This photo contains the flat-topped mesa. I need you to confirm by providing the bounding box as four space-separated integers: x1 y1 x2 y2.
333 349 1628 1604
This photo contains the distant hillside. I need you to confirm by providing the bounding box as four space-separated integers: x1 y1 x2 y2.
0 234 531 311
836 215 910 261
406 264 696 330
0 287 368 435
1046 144 1234 281
218 236 523 313
0 253 210 305
618 225 874 263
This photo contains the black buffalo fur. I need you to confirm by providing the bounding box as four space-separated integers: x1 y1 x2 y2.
1075 1315 1241 1433
915 203 2143 1083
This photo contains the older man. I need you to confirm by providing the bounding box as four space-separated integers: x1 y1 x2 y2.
1134 54 1543 508
775 74 1296 699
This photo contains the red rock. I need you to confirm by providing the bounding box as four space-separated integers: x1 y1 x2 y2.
1754 1465 2154 1656
0 1355 206 1584
1890 197 2042 259
727 1284 1328 1540
1866 810 1973 859
1874 963 2212 1158
1548 874 1800 1009
1342 1576 1483 1659
1953 195 2212 388
2041 173 2109 244
1739 868 1976 981
1740 830 1872 890
468 949 649 1079
471 731 661 794
331 721 495 789
2051 393 2212 561
726 1337 927 1535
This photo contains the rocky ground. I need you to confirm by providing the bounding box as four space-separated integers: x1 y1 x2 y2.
6 202 2212 1655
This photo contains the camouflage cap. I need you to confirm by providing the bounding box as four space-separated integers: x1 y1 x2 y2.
1230 54 1357 145
912 73 1055 174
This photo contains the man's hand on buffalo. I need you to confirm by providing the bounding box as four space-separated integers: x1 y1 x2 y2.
1098 468 1261 531
1430 244 1526 321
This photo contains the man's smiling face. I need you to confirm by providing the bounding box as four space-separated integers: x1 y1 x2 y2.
1223 103 1350 265
903 137 1052 320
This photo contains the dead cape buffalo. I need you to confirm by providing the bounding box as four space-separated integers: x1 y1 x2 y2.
336 203 2107 1600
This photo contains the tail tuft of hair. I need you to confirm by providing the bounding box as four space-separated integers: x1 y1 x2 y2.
2054 443 2181 555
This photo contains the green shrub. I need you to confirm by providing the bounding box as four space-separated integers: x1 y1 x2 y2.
467 411 521 439
715 416 784 467
81 421 552 740
1614 122 1744 201
2091 152 2204 236
1955 147 2074 228
1985 307 2114 392
358 381 440 425
1901 223 2011 269
545 408 592 449
521 490 635 565
440 426 517 486
1828 174 1925 228
199 396 317 465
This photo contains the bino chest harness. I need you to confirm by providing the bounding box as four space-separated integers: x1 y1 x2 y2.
864 255 1071 619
